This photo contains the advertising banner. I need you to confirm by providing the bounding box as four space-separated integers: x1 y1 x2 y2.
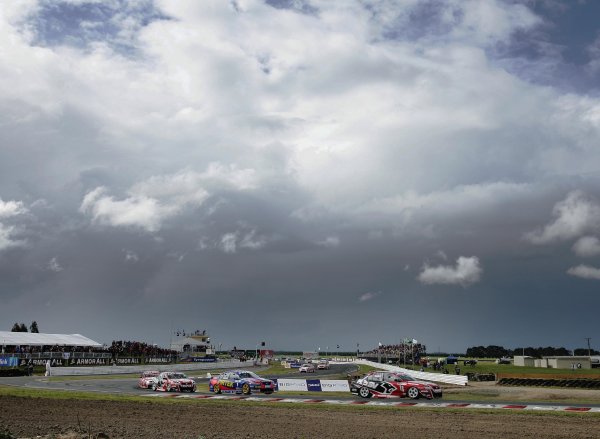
274 379 350 392
306 379 322 392
0 357 19 367
191 357 217 362
319 380 350 392
115 357 141 365
275 379 308 392
259 349 274 359
147 357 172 364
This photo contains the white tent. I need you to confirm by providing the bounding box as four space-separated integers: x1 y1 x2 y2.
0 331 102 348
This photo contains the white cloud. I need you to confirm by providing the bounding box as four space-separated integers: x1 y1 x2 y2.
239 230 266 250
80 165 257 232
318 236 340 248
220 233 237 254
123 249 139 262
525 191 600 244
0 199 26 218
0 198 28 251
567 265 600 281
0 224 22 251
47 257 63 272
359 291 381 302
572 236 600 258
418 256 482 287
80 187 165 232
219 229 266 254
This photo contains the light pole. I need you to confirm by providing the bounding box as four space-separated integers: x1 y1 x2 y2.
586 337 592 357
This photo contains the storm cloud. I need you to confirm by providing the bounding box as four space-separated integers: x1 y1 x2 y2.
2 0 600 353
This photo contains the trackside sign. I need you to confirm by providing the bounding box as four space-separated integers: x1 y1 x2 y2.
0 357 19 367
319 380 350 392
274 379 350 392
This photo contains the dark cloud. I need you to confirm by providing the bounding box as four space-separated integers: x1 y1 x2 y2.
1 1 600 354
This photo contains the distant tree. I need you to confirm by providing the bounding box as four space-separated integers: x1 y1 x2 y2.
574 348 600 356
30 321 39 333
11 323 28 332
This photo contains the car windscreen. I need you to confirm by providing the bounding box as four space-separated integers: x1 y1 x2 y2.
238 372 259 379
170 373 187 379
397 374 415 381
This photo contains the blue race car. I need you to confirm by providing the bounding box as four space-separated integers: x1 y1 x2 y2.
209 370 276 395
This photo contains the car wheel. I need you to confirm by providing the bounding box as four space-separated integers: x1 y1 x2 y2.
213 383 221 394
242 383 251 395
407 387 420 399
264 391 273 395
358 386 371 398
191 385 196 393
151 383 157 391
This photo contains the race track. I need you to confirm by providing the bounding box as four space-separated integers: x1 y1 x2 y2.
2 364 600 412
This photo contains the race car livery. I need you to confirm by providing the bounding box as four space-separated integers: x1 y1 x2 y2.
138 370 160 389
350 371 442 400
209 370 276 395
152 372 196 392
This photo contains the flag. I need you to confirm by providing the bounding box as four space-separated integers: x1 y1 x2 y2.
378 342 382 347
412 339 418 344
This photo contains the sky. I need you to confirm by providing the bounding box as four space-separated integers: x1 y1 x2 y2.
1 0 600 354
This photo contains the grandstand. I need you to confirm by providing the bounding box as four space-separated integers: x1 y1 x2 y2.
0 331 106 362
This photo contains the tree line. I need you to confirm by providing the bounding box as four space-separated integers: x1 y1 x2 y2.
10 321 39 333
466 345 599 358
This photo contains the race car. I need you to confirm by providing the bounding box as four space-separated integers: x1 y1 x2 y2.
317 360 330 370
152 371 196 392
138 370 160 389
350 371 442 399
209 370 276 395
299 363 315 373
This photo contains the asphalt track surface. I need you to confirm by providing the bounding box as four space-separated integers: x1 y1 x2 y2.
0 364 356 397
2 364 600 409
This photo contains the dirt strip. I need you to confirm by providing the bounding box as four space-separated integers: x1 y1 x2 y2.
1 395 599 439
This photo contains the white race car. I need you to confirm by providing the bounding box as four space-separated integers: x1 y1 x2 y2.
299 363 315 373
138 370 160 389
152 372 196 392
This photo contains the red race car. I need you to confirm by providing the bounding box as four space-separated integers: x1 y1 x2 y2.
152 372 196 392
350 371 442 399
138 370 160 389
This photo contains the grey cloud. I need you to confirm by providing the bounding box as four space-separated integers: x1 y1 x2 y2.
567 264 600 281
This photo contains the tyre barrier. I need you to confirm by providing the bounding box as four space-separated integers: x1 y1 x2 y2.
497 377 600 389
465 372 496 382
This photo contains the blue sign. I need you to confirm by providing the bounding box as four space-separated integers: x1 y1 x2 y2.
0 357 19 367
306 379 322 392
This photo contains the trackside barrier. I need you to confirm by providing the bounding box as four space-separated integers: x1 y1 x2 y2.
353 359 468 386
275 379 350 392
